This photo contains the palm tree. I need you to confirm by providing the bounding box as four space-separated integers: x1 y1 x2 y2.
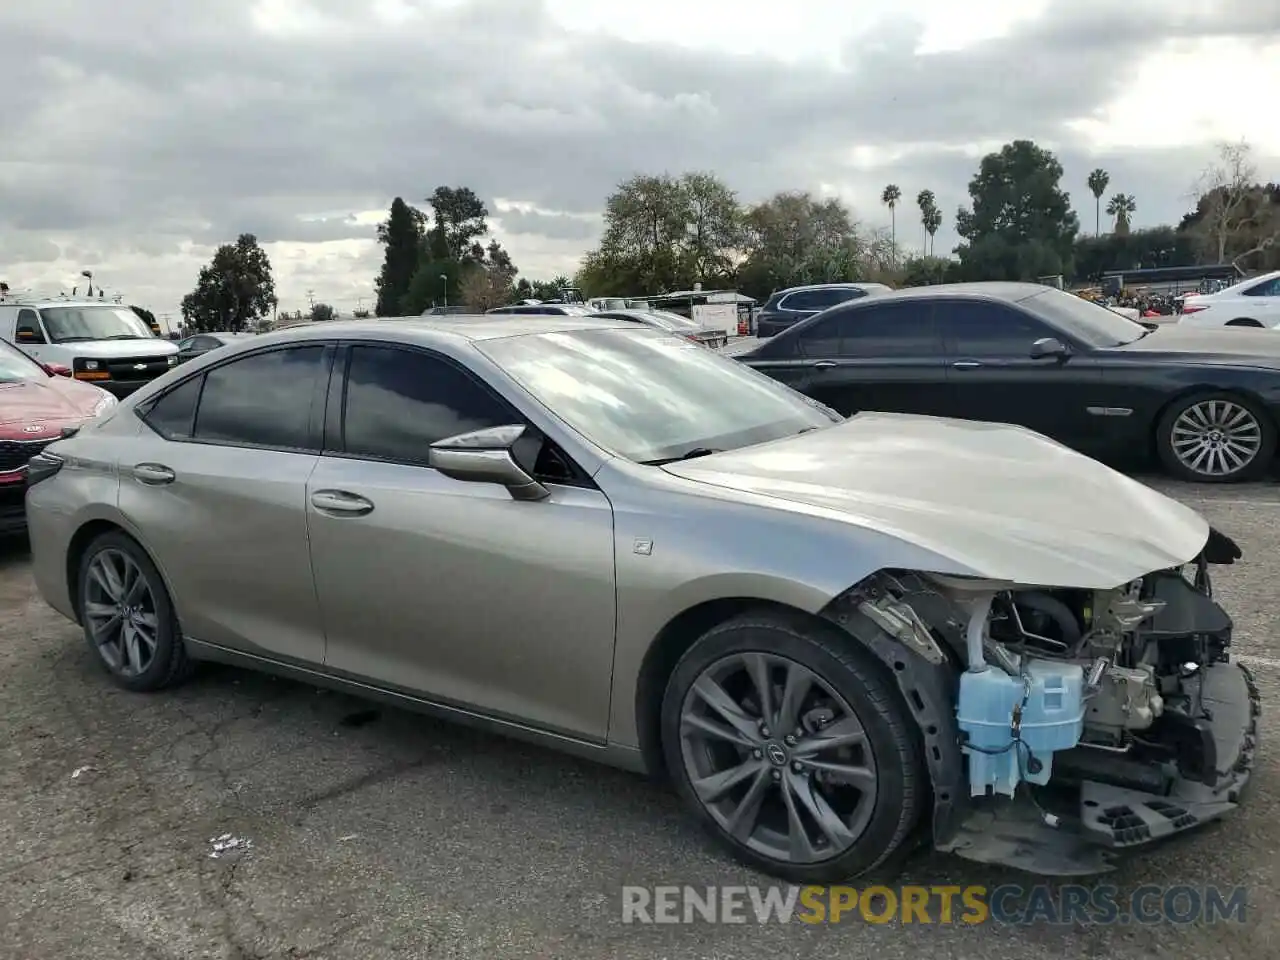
1087 169 1110 237
1106 192 1136 236
916 190 936 255
881 184 902 262
923 206 943 257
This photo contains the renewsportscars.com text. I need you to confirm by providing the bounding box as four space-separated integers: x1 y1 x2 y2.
620 884 1248 926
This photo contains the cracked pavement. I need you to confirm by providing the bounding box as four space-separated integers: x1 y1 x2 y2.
0 477 1278 959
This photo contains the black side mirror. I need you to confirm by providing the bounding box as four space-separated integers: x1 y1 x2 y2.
1029 337 1069 360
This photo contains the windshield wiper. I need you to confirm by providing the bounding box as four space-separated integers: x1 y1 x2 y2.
641 447 721 466
102 334 148 340
52 336 96 342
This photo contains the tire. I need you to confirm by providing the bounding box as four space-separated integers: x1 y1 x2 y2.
1155 391 1276 483
660 611 923 883
1226 318 1263 327
76 531 193 692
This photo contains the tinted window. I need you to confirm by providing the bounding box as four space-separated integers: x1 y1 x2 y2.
177 338 197 351
144 376 203 439
194 347 325 449
341 346 516 463
799 302 938 358
1021 288 1145 346
1244 276 1280 297
937 301 1052 357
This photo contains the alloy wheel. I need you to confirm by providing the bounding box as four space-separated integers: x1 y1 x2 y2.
83 549 160 678
678 652 878 864
1170 399 1263 479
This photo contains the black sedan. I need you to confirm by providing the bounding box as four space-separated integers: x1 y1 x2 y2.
735 281 1280 482
175 332 256 364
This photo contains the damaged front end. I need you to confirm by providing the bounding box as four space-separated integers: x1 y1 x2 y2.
822 527 1260 876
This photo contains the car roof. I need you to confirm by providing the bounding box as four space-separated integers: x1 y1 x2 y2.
834 281 1049 304
250 315 633 348
774 282 892 295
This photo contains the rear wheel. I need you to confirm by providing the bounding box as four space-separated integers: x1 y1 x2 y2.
1156 391 1276 482
77 532 193 691
660 612 922 882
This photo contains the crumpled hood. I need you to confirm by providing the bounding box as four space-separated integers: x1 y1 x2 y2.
662 412 1210 590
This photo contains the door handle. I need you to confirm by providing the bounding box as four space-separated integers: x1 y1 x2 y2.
811 360 839 368
132 463 175 485
310 489 375 516
952 361 982 369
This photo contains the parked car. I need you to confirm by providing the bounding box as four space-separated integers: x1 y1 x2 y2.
421 306 470 316
0 338 116 534
0 295 179 396
736 281 1280 483
1178 270 1280 328
175 332 256 364
754 283 892 338
25 316 1255 881
486 303 595 317
588 308 729 348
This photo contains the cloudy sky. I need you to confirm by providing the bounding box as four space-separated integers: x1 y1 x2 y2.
3 0 1277 328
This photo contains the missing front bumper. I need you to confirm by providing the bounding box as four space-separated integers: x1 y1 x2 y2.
937 661 1259 875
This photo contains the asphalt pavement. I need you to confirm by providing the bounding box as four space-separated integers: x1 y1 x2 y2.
1 477 1278 959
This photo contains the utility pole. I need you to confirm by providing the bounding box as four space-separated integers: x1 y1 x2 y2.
306 289 316 310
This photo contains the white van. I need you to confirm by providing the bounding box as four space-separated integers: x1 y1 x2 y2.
0 295 179 397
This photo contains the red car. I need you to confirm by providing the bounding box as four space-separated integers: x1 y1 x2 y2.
1 340 116 535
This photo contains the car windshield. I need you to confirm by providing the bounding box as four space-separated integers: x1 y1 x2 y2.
39 305 155 343
0 340 46 383
1023 288 1148 347
480 327 839 464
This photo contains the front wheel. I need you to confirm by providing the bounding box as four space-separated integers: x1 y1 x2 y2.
1156 392 1276 483
660 612 923 883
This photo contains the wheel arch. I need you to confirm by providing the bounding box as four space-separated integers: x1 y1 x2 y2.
65 518 177 625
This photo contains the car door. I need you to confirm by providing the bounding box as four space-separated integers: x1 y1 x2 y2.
305 342 618 741
1237 274 1280 324
789 300 949 416
120 343 333 662
935 299 1103 448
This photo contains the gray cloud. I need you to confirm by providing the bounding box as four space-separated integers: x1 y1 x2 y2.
496 209 600 241
1 0 1277 310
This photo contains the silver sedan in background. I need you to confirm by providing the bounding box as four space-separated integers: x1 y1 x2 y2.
24 317 1256 882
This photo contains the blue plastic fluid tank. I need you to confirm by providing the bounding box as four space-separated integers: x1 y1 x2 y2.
957 661 1086 797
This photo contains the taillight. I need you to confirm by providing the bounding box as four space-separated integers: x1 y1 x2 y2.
26 452 64 486
1181 304 1208 315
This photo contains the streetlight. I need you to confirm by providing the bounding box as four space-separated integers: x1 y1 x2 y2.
440 274 448 307
80 269 94 297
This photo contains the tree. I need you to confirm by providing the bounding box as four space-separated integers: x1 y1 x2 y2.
180 233 276 333
1087 168 1110 237
881 185 901 262
460 240 519 312
1181 140 1280 269
310 302 336 322
678 172 742 283
374 198 425 316
426 187 489 263
737 191 871 300
954 140 1080 280
923 206 943 257
1106 193 1136 236
916 189 936 254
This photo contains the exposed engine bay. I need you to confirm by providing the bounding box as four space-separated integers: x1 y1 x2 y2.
841 527 1260 874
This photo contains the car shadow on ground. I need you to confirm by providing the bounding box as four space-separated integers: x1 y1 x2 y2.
0 534 30 569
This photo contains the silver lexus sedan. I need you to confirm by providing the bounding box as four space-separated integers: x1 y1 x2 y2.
25 316 1258 882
